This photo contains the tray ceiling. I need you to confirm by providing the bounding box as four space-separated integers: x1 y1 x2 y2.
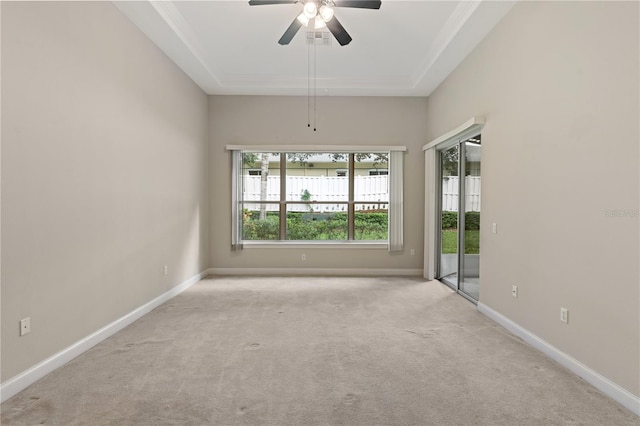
115 0 515 96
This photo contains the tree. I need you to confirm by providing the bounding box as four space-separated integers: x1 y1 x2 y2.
301 189 313 212
259 153 269 219
242 152 258 165
286 152 388 166
242 152 279 220
441 146 459 176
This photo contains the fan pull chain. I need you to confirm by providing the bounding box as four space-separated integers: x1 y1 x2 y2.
313 40 317 132
307 39 311 129
305 33 318 132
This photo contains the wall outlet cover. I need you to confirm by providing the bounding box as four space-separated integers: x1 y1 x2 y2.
20 317 31 336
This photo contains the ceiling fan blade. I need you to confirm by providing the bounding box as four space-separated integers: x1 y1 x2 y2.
332 0 381 9
325 16 352 46
249 0 298 5
278 17 303 45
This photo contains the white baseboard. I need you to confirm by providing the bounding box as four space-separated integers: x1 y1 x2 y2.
206 267 423 277
477 302 640 416
0 270 208 403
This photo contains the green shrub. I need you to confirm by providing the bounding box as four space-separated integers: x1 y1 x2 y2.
465 211 480 231
441 211 458 229
244 220 279 240
242 210 387 241
354 212 387 240
441 211 480 231
288 212 349 240
242 211 279 240
287 218 322 240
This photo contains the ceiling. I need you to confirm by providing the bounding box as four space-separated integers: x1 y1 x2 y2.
115 0 515 97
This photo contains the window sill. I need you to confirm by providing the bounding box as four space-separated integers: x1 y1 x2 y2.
241 241 388 250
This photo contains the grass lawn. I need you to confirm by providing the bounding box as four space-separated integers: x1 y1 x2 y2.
441 229 479 254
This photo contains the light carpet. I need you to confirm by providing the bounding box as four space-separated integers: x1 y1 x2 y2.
1 276 637 425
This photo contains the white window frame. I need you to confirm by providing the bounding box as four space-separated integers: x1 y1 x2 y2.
228 145 406 251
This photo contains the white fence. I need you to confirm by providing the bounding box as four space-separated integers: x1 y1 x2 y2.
242 175 481 213
242 175 388 212
441 176 481 212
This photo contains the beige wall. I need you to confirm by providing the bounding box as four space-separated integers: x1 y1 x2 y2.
209 95 427 271
426 1 639 396
1 2 209 381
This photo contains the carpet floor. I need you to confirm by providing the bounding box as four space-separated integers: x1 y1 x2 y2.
1 276 637 425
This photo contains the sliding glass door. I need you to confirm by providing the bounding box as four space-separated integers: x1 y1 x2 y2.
439 144 459 288
437 135 481 301
460 138 481 299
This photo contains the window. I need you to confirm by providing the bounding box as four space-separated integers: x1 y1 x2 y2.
229 146 405 251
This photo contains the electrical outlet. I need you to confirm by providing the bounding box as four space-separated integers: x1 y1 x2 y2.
512 285 518 298
410 249 415 256
492 223 498 234
301 254 306 261
163 265 168 275
20 317 31 336
560 307 569 324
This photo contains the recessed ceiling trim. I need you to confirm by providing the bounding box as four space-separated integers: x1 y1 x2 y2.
221 74 412 89
410 0 481 87
411 0 517 95
148 1 223 87
114 0 223 93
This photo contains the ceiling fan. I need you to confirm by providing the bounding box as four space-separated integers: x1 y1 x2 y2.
248 0 382 46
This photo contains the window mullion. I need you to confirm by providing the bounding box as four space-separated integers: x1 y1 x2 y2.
279 153 287 240
348 153 355 240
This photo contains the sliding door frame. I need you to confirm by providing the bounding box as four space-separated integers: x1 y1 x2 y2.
423 117 484 293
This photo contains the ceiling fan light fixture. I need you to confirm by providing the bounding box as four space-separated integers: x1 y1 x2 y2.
249 0 368 46
319 5 334 22
303 1 317 19
313 14 327 29
297 12 310 26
